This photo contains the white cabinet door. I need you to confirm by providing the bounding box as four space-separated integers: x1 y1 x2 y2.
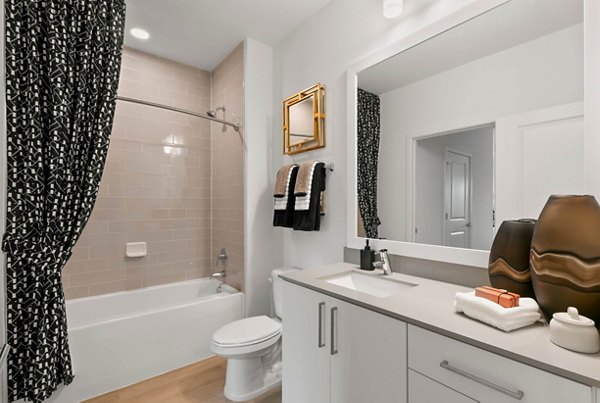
281 281 330 403
330 298 408 403
409 369 476 403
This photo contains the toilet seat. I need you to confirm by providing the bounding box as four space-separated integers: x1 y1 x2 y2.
212 316 281 354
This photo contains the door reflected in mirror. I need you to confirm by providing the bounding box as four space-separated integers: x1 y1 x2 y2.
414 126 493 250
355 0 584 251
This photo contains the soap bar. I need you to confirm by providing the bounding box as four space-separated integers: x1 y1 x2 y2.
475 286 520 308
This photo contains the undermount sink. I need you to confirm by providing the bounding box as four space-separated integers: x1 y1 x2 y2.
320 271 416 298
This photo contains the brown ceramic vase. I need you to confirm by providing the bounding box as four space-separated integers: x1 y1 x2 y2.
488 219 537 298
530 195 600 328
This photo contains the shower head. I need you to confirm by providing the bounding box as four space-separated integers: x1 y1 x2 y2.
207 105 226 119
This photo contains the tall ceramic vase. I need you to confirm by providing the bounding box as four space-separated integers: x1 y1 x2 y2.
530 195 600 328
488 219 537 298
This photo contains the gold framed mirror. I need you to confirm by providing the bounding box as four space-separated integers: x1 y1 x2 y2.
283 83 326 155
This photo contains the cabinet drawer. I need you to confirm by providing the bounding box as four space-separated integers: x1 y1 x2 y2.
408 325 592 403
409 369 476 403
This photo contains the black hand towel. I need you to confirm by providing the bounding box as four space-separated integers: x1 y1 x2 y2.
294 162 326 231
273 166 299 228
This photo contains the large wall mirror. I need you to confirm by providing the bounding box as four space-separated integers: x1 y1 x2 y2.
348 0 587 267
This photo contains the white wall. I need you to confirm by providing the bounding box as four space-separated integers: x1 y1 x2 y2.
244 38 283 316
415 127 494 250
274 0 477 269
377 24 583 243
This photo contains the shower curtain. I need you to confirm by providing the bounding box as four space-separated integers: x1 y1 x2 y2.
3 1 126 401
357 88 381 239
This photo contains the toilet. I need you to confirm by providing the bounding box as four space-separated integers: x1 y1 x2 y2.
211 268 295 401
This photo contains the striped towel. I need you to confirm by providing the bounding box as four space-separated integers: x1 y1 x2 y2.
294 161 319 211
274 165 298 211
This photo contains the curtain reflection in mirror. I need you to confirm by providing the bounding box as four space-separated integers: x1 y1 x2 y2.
357 88 382 239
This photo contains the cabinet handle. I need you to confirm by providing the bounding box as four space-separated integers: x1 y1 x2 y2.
318 302 325 348
440 360 524 400
330 307 338 355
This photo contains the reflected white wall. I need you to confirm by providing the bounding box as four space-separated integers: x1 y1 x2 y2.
377 24 583 243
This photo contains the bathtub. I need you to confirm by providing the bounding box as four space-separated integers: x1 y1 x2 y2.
47 279 243 402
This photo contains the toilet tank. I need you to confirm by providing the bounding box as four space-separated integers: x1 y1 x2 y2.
271 268 297 319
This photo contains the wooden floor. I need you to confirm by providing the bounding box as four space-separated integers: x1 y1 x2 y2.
84 356 282 403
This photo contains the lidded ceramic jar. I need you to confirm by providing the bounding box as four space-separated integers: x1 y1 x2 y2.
549 307 600 354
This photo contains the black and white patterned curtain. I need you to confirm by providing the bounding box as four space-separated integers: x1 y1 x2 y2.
357 88 381 239
3 1 126 401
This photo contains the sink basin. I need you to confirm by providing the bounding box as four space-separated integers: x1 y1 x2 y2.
320 271 416 298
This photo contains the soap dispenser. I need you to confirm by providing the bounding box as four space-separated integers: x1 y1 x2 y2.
360 239 375 271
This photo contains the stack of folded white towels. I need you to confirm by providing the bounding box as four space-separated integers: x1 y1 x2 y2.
454 291 541 332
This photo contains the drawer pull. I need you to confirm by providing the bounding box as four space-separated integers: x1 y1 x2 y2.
440 360 524 400
318 302 326 348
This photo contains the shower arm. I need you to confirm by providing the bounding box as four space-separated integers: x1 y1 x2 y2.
116 96 240 132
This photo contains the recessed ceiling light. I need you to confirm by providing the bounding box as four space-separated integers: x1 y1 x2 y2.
130 28 150 40
383 0 404 19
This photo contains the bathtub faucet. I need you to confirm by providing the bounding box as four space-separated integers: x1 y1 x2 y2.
210 248 228 280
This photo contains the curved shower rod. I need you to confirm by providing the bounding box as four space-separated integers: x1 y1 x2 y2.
116 96 241 132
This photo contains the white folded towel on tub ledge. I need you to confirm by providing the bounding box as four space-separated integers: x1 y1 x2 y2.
454 291 542 332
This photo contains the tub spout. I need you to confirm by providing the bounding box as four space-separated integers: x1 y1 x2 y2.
210 271 226 280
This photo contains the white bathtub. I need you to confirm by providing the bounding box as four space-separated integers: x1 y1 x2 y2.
47 279 243 402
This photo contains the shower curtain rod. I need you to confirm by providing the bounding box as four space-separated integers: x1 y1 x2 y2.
116 96 241 132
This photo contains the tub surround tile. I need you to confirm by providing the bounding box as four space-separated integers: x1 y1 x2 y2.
64 43 245 299
64 286 90 300
64 46 216 299
88 278 144 297
143 272 188 287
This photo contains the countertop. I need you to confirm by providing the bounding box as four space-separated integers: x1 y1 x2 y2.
281 262 600 388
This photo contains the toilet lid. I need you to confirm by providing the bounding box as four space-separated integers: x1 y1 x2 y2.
213 316 282 347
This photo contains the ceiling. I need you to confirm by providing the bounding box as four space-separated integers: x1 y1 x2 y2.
358 0 584 94
124 0 333 71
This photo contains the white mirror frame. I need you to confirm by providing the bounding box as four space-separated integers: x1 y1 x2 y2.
346 0 600 269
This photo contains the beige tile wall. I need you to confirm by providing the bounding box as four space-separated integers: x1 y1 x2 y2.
63 47 216 299
211 44 245 291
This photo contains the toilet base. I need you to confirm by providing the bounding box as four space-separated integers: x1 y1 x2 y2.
222 341 282 402
224 366 281 402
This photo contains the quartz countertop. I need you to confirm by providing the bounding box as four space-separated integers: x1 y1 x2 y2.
281 262 600 388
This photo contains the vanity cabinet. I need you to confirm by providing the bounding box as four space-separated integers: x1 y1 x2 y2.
408 369 476 403
281 281 330 403
408 325 593 403
282 281 407 403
